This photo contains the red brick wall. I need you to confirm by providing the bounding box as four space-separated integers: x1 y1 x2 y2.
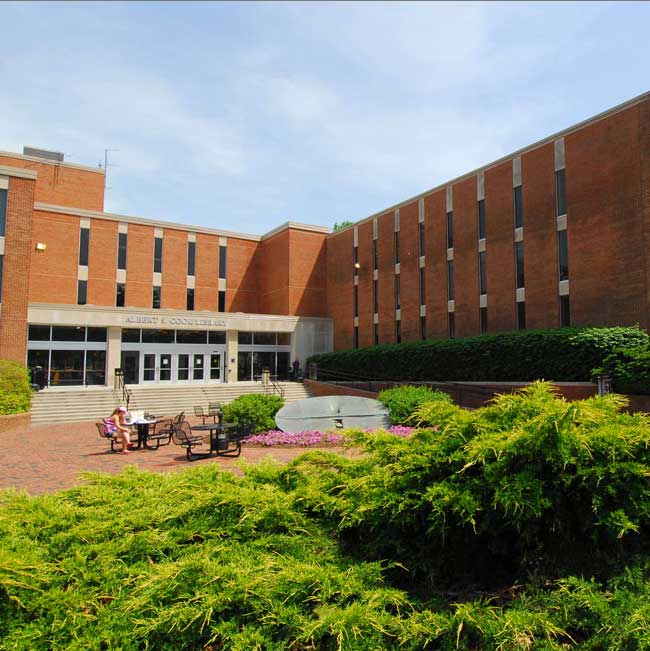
195 232 219 312
0 155 104 211
424 190 448 339
258 231 290 315
377 211 396 344
288 229 327 317
227 238 259 314
398 200 420 342
0 177 35 362
327 228 354 350
357 220 374 347
125 224 153 308
161 228 187 310
88 218 118 306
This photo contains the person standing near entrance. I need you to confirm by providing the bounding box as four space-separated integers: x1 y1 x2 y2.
104 406 134 454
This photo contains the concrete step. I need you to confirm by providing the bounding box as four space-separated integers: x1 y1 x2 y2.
30 383 312 424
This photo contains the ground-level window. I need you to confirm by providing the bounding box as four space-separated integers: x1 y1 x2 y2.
237 351 291 381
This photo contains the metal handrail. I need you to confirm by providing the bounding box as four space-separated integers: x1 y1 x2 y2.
116 374 132 410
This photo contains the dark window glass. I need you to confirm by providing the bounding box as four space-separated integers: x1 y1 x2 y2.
154 237 163 273
118 232 127 270
186 288 195 311
373 239 378 270
253 350 274 379
479 251 487 295
192 353 204 380
373 280 378 313
419 267 426 306
420 316 426 341
176 330 207 344
238 332 253 345
447 261 454 300
555 169 567 217
374 323 379 345
187 241 196 276
419 221 425 257
50 350 83 386
116 282 125 307
141 329 174 344
277 332 291 346
219 245 227 279
517 301 526 330
152 286 161 309
27 349 50 386
253 332 275 346
395 320 401 344
79 228 89 266
121 350 140 384
480 307 488 334
87 327 107 342
353 246 358 277
29 325 51 341
448 312 455 339
85 350 106 385
0 189 7 237
353 285 358 317
446 211 453 249
276 352 290 380
0 255 4 302
353 326 359 349
394 275 400 310
77 280 87 305
238 351 252 380
177 354 190 381
208 331 226 345
394 231 400 264
560 295 571 327
515 241 525 289
218 290 226 312
52 326 85 342
558 230 569 282
121 328 140 343
514 185 523 229
478 199 486 240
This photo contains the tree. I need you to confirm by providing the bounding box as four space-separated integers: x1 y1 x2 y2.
332 220 354 231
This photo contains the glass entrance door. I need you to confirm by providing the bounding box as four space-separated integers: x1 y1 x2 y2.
143 353 156 382
177 354 190 381
143 353 172 383
192 354 205 381
159 354 172 381
209 353 221 380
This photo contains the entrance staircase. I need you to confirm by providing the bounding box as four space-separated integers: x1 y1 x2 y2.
30 382 313 425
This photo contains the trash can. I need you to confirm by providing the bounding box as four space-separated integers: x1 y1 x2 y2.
31 365 45 390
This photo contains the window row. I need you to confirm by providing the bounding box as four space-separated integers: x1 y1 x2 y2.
121 328 227 344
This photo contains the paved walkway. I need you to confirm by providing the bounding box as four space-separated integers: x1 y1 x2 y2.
1 419 346 495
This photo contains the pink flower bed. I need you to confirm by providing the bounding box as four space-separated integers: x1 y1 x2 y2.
242 425 416 447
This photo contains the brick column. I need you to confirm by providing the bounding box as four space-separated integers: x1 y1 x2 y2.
0 176 35 363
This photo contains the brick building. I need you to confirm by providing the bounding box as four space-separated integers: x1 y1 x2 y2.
0 91 649 387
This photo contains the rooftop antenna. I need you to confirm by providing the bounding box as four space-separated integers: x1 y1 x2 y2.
101 148 119 191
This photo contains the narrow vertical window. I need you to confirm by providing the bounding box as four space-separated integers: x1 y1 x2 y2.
0 189 6 237
419 267 426 306
117 233 127 270
394 275 400 310
374 323 379 345
558 230 569 281
219 245 227 279
373 279 378 314
187 241 196 276
78 227 89 266
420 316 426 341
514 186 523 229
560 295 571 327
77 280 87 305
448 312 455 339
152 286 161 309
218 290 226 312
395 320 401 344
515 242 525 289
353 246 359 277
353 326 359 349
394 231 400 264
153 237 163 273
116 283 125 307
0 254 5 301
353 285 358 317
418 221 425 257
517 301 526 330
478 199 486 240
373 239 378 270
186 288 195 311
480 307 488 334
447 261 454 300
479 251 487 295
446 211 454 249
555 169 567 217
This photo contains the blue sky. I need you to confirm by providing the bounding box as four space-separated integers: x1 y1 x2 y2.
2 1 649 235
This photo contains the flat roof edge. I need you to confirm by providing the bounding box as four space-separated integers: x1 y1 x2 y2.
0 164 38 180
0 150 105 175
261 221 331 240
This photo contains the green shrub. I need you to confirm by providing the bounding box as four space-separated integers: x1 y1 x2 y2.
0 360 31 415
308 326 650 383
596 345 650 394
222 393 284 432
377 385 451 423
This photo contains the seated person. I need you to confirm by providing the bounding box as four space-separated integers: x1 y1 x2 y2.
104 406 135 454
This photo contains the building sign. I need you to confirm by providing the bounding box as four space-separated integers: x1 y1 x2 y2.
124 315 227 328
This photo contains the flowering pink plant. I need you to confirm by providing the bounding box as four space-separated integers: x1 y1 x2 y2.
242 425 416 447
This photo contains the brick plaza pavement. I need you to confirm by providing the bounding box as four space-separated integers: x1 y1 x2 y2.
0 419 347 495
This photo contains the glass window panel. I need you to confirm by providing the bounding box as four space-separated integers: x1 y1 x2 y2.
50 350 84 386
52 326 85 342
446 211 453 249
419 267 425 306
419 221 425 257
87 327 107 342
121 328 141 343
176 330 207 344
116 282 125 307
218 290 226 312
120 351 139 384
560 295 571 327
395 320 401 344
29 325 51 341
517 301 526 330
152 286 161 309
447 261 454 300
141 329 174 344
478 199 486 240
373 239 378 270
238 331 252 345
420 316 426 340
374 323 379 345
558 230 569 281
276 352 290 380
515 242 525 289
186 288 195 311
253 351 275 379
79 228 89 266
394 231 400 264
208 331 226 345
514 186 523 229
219 245 227 279
160 353 172 381
373 280 378 313
353 285 358 317
353 326 359 349
210 353 221 380
143 353 155 381
117 232 127 270
0 189 6 237
353 246 358 277
253 332 275 346
187 241 196 276
192 354 204 380
276 332 291 346
177 354 190 381
480 307 488 334
27 349 49 387
394 275 400 310
237 351 252 381
77 280 87 306
556 170 567 217
448 312 455 339
85 350 106 385
154 237 163 273
479 251 487 295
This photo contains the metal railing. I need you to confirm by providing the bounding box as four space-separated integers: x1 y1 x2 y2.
115 373 133 410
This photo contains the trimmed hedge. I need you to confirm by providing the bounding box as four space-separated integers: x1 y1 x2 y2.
308 326 650 383
222 393 284 433
597 346 650 394
0 360 32 415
